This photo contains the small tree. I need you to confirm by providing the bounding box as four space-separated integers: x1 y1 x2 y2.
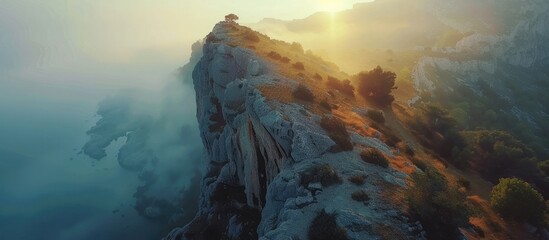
225 13 239 23
356 66 397 106
490 178 545 223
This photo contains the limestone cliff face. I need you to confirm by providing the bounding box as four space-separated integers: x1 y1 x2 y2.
165 23 421 240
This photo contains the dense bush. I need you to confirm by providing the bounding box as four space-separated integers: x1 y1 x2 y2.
356 66 396 106
348 175 366 185
351 190 370 204
293 62 305 70
308 210 349 240
490 178 545 223
280 56 290 63
244 31 260 42
320 116 353 152
366 109 385 124
293 84 315 102
326 76 355 97
409 104 468 168
300 164 342 187
360 148 389 168
407 168 471 239
465 130 540 182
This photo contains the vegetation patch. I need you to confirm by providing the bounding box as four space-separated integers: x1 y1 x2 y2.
326 76 355 97
410 158 427 172
407 168 471 239
292 84 315 102
457 177 471 190
308 209 349 240
292 61 305 70
348 175 366 185
205 32 219 43
319 99 332 111
360 148 389 168
300 164 342 187
464 130 539 183
314 73 323 81
320 116 353 152
244 31 260 42
351 190 370 204
366 109 385 124
408 104 468 168
490 178 545 224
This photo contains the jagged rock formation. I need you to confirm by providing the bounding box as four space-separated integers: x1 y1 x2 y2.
165 23 422 240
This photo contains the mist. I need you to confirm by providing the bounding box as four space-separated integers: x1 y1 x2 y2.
0 0 377 239
0 1 204 238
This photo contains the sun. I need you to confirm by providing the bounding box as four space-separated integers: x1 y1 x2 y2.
318 0 345 13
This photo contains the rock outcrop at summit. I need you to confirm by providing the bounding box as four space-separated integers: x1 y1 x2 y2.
165 22 422 240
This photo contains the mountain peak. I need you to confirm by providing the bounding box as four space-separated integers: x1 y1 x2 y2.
165 23 422 240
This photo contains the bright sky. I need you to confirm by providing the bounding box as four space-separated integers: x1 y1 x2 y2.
1 0 371 72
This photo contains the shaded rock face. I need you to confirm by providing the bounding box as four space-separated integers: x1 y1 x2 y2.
166 24 420 240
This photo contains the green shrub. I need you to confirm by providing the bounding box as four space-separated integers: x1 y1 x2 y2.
407 168 471 239
465 130 539 182
490 178 545 223
351 190 370 204
293 84 315 102
366 109 385 124
320 116 353 152
348 175 366 185
293 62 305 70
300 164 342 187
360 148 389 168
308 210 349 240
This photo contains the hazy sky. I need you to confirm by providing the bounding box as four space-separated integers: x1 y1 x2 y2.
1 0 370 82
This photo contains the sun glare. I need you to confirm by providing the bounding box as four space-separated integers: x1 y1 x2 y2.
318 0 345 13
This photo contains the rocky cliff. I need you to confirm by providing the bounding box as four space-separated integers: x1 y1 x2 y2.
165 22 423 240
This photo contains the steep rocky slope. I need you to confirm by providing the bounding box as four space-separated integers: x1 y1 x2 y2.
252 0 549 159
165 22 423 240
